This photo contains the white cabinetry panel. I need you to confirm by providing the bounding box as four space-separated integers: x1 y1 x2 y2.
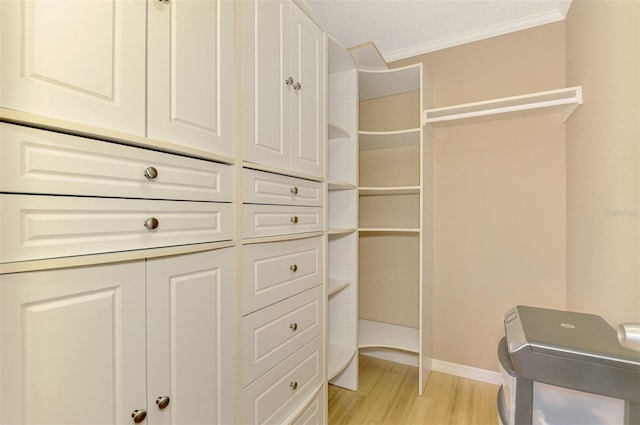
0 261 147 425
147 0 235 157
0 194 233 263
0 0 146 136
242 236 323 314
243 168 323 206
243 204 322 238
0 123 233 202
242 286 323 386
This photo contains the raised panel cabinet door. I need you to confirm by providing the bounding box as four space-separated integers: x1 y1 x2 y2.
0 261 147 425
147 0 235 158
290 4 325 178
146 248 235 425
242 0 291 170
0 0 146 135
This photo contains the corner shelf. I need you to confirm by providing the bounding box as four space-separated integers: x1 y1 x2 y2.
359 186 420 196
423 86 582 126
358 319 419 353
328 343 357 381
328 278 351 296
359 128 420 151
329 122 351 140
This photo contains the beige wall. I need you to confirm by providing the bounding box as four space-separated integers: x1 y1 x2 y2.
565 0 640 326
392 22 568 371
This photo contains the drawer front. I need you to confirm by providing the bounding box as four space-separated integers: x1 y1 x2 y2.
0 194 233 263
242 336 324 425
243 205 323 238
0 123 233 202
242 237 324 314
243 168 322 206
290 386 325 425
242 286 323 386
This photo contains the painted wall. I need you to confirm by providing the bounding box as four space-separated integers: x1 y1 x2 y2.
565 0 640 326
391 22 568 371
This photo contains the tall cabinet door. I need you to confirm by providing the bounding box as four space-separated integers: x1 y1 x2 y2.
0 262 147 425
242 0 291 170
290 5 326 177
146 248 236 425
147 0 235 158
0 0 146 136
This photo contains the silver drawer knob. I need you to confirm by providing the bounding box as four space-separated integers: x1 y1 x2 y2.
290 216 299 224
293 82 301 90
131 409 147 424
290 264 298 272
156 396 170 410
290 381 298 390
285 76 294 86
290 186 299 195
144 166 158 181
290 322 298 331
144 217 159 231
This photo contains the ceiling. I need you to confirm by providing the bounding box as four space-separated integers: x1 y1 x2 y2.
306 0 572 62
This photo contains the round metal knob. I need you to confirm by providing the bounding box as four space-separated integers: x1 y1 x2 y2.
290 323 298 331
144 166 158 181
144 217 159 231
285 76 294 86
156 396 170 410
290 381 298 390
293 82 301 90
131 409 147 424
290 264 298 272
290 216 299 224
290 186 299 195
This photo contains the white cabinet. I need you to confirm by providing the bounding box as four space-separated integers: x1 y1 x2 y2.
242 0 325 178
1 0 235 158
0 248 235 425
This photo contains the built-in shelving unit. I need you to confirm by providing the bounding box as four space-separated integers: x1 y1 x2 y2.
423 86 583 126
326 36 359 391
357 63 431 396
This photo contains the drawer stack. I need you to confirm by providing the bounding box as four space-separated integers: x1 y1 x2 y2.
241 168 325 424
0 123 234 263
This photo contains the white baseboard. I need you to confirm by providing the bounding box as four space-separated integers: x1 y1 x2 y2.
359 348 502 386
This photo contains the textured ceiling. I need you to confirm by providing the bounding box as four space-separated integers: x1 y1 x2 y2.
307 0 572 62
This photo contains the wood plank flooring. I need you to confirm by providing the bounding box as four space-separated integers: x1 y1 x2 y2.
328 355 499 425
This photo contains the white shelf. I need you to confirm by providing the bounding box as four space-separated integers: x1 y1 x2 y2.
358 319 419 353
328 35 356 74
359 227 420 233
328 122 351 140
328 278 351 296
328 181 357 190
328 343 357 381
359 64 421 101
424 86 583 126
348 41 387 71
359 128 420 151
359 186 420 196
328 227 357 236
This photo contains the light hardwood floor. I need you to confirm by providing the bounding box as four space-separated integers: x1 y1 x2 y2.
328 355 499 425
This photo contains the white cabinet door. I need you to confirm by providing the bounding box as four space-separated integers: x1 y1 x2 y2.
290 5 325 177
0 262 147 425
146 248 235 425
242 0 291 170
147 0 235 158
0 0 146 136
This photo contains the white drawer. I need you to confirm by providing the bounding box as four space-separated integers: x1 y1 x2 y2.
289 386 325 425
243 204 323 238
242 286 323 386
242 335 324 425
242 237 324 314
0 194 233 263
243 168 322 206
0 123 233 202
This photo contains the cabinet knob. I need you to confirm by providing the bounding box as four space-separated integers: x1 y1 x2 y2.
131 409 147 424
293 82 301 90
290 264 298 272
285 76 294 86
144 166 158 181
290 322 298 331
290 186 299 195
156 396 170 410
290 381 298 390
290 216 299 224
144 217 159 231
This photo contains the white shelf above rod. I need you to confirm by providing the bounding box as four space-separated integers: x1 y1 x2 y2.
423 86 582 126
